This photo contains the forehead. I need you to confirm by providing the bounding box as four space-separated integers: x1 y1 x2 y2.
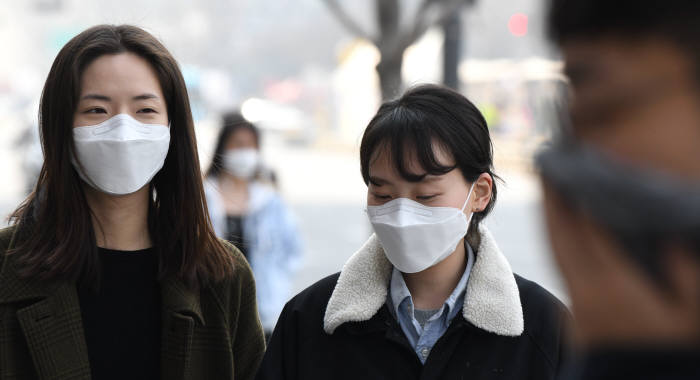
225 127 258 148
80 52 163 95
230 127 256 140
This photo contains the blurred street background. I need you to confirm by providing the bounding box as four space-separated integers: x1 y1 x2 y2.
0 0 567 300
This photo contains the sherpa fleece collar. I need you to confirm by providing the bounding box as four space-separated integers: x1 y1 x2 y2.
323 225 524 337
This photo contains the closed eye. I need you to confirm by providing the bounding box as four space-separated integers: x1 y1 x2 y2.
372 193 392 200
137 108 158 114
416 194 438 201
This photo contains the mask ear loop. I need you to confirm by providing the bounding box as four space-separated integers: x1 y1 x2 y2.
461 181 477 212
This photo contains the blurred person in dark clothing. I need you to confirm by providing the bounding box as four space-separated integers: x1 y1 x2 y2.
539 1 700 378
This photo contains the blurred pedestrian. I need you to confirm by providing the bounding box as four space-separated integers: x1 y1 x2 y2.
539 1 700 378
204 111 302 340
257 84 570 380
0 25 264 380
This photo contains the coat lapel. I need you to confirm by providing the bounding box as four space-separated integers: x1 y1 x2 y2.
323 225 524 337
159 276 205 380
0 247 91 380
1 226 207 380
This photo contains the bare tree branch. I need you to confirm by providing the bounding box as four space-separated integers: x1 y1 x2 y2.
402 0 469 50
375 0 402 56
410 0 439 33
321 0 375 42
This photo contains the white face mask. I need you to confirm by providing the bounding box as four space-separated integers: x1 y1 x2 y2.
366 183 476 273
71 114 170 195
223 148 259 179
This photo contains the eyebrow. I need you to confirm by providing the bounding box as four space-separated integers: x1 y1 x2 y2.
81 94 111 101
80 93 160 101
422 176 442 183
132 93 160 101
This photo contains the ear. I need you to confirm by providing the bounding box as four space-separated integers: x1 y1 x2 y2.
471 173 493 213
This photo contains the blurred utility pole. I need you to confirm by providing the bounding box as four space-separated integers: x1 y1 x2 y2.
375 0 403 102
442 12 462 90
323 0 477 101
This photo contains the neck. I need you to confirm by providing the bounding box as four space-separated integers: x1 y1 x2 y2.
220 171 249 187
402 239 468 310
84 184 152 250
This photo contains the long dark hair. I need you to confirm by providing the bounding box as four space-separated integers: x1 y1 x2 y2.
360 84 498 244
9 24 234 288
205 111 261 178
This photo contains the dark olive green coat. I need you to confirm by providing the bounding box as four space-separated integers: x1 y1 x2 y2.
0 226 265 380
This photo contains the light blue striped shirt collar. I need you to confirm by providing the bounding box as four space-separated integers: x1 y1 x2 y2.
388 243 475 363
390 243 474 322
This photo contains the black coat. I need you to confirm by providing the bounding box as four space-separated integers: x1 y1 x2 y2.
0 226 266 380
564 348 700 380
256 271 570 380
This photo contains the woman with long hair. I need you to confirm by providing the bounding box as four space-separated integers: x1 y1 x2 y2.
0 25 264 379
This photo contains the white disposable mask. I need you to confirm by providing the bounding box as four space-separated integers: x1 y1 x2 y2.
223 148 259 179
71 114 170 195
367 183 476 273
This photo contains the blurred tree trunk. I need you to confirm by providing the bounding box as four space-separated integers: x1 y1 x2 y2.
323 0 475 101
375 0 403 100
376 52 404 101
442 12 462 90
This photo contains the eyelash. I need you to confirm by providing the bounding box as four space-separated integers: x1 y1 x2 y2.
372 194 438 201
83 107 157 114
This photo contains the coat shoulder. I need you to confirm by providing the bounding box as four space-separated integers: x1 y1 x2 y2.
288 272 340 311
514 274 571 369
0 225 16 247
0 225 18 266
219 238 249 270
205 239 257 309
216 238 256 289
515 274 567 313
515 273 570 331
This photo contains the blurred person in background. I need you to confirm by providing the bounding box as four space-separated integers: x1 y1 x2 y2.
205 112 302 340
257 84 570 380
0 25 264 379
538 0 700 378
